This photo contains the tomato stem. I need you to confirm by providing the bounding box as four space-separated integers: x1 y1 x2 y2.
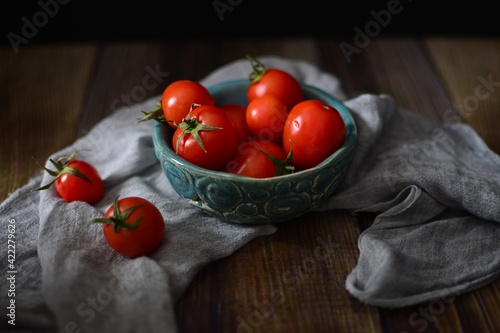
256 142 295 177
32 150 92 192
246 55 266 84
90 196 144 232
136 99 165 123
174 104 222 153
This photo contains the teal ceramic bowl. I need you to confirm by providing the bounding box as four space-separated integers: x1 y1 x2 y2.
153 79 357 224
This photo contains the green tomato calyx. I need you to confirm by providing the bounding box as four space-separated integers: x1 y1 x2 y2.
90 196 144 232
32 150 92 192
247 55 267 84
174 104 222 153
137 99 165 124
256 141 295 177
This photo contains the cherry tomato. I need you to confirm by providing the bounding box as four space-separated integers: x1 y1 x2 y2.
55 160 104 204
246 95 289 144
162 80 215 128
33 151 104 204
225 139 293 178
138 80 215 128
91 196 165 258
172 104 239 171
283 99 346 171
246 55 303 110
219 103 252 142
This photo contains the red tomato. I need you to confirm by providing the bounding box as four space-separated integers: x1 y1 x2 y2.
246 95 289 144
246 56 303 110
162 80 215 128
138 80 215 128
283 100 346 171
172 104 239 171
219 103 252 142
33 152 104 204
55 160 104 204
225 140 293 178
92 196 165 258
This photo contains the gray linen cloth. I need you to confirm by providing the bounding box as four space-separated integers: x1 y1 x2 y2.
1 56 499 332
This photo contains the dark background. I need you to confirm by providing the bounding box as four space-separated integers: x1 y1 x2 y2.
1 0 499 45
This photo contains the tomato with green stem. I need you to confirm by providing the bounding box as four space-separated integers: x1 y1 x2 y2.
90 196 165 258
32 151 104 204
137 79 215 128
173 104 239 171
225 139 294 178
246 55 304 111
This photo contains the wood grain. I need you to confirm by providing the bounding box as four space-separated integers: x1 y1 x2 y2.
175 211 381 333
0 43 97 201
425 37 500 154
76 42 167 138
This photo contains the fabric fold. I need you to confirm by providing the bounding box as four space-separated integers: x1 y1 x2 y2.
346 195 500 307
319 92 500 307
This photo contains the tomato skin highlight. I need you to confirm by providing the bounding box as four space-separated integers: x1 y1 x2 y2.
161 80 215 129
246 95 289 144
225 140 287 178
55 160 104 204
247 68 303 110
172 105 239 171
101 197 165 258
283 100 346 171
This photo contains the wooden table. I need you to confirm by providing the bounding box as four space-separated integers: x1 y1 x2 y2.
2 36 500 333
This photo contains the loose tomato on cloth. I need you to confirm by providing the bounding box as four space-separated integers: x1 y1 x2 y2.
219 103 252 142
173 104 239 171
137 79 215 128
246 95 289 144
246 55 304 110
32 151 104 204
91 196 165 258
225 139 294 178
283 99 346 171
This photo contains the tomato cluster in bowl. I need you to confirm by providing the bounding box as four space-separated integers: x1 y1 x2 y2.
150 57 357 224
143 56 347 178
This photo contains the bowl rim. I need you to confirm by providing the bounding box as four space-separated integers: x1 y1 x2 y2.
153 79 357 184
